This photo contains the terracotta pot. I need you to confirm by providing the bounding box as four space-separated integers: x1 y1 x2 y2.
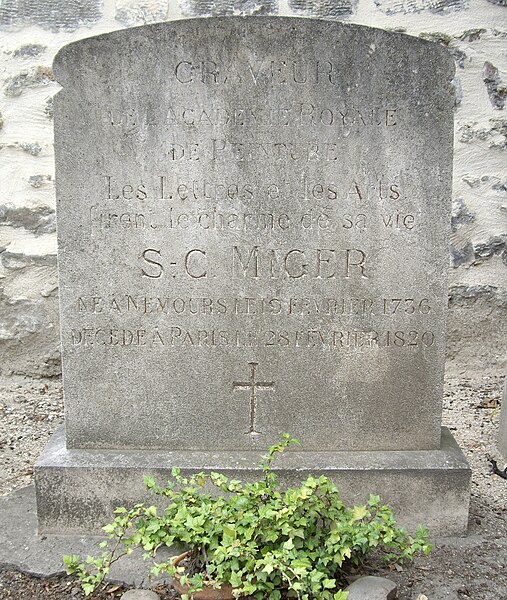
171 551 234 599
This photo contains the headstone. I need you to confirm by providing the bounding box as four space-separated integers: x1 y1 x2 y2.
35 17 470 535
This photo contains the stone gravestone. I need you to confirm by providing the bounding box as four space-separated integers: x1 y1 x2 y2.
35 17 470 535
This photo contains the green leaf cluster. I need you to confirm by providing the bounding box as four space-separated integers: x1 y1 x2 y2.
64 434 431 598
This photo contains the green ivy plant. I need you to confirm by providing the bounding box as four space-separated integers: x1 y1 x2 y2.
64 434 431 599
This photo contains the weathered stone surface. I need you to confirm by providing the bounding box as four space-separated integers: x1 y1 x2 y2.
28 174 52 188
449 284 507 306
0 204 55 235
3 66 54 97
115 0 169 26
458 118 507 150
0 288 60 377
418 32 452 46
453 77 463 107
483 62 506 110
450 242 473 268
474 235 507 266
447 285 507 371
180 0 277 16
346 576 397 600
451 198 475 232
35 17 471 535
288 0 355 18
499 376 507 459
374 0 466 14
52 18 455 454
35 426 470 535
458 29 486 42
449 47 466 69
45 96 54 119
0 140 45 155
0 486 173 586
17 141 43 156
13 44 47 58
0 246 57 269
0 0 102 32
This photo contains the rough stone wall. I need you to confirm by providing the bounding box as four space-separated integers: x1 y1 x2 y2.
0 0 505 376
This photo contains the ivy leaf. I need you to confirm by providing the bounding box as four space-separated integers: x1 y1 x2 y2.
229 570 243 587
350 505 368 523
223 524 236 540
144 475 155 488
62 434 431 600
63 554 79 567
82 583 95 597
283 538 294 550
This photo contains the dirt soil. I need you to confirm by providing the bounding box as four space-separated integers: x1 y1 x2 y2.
0 369 506 600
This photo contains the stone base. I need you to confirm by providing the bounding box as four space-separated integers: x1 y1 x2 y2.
0 486 169 586
35 425 470 536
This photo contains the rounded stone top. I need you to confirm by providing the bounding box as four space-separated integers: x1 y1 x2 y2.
121 589 161 600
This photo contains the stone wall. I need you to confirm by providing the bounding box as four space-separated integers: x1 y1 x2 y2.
0 0 505 377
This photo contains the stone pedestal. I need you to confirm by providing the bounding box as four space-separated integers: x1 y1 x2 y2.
36 425 470 536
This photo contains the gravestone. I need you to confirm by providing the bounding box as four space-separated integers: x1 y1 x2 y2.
35 17 470 535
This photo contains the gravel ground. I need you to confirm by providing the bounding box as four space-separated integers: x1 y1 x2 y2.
0 369 506 599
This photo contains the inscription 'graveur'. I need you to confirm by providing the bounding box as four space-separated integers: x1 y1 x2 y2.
140 246 368 280
174 59 342 86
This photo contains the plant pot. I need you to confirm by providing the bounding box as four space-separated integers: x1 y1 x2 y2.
172 551 234 599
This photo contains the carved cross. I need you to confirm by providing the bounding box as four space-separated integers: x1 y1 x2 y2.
233 362 274 435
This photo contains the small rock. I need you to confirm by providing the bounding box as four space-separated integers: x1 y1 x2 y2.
115 0 169 26
346 575 397 600
13 44 47 58
4 65 54 97
121 590 160 600
18 142 42 156
28 174 52 188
